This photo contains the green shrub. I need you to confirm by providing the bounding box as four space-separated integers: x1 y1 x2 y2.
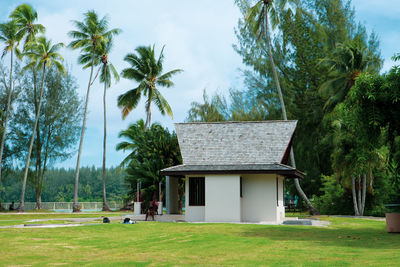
312 175 353 215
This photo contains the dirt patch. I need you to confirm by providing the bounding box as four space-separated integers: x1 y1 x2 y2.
63 246 77 249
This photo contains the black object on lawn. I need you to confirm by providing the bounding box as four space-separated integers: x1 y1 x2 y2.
103 217 110 223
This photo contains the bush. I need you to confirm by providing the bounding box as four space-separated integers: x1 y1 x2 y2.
312 175 353 215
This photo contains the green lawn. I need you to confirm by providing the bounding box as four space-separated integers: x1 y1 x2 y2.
0 214 399 266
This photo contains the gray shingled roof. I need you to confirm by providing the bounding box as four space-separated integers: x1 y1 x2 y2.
175 121 297 165
161 163 304 178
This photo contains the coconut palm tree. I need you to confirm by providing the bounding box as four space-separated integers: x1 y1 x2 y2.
246 0 319 214
118 45 183 130
99 40 120 211
18 36 65 212
68 10 120 212
319 40 381 112
0 21 21 207
9 3 45 48
10 5 46 206
75 37 121 211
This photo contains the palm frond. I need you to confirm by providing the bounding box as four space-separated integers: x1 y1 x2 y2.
157 69 183 87
121 66 145 82
152 89 173 119
117 86 143 119
109 63 120 82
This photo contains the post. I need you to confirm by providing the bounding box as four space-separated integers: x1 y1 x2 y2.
136 182 139 202
158 182 163 215
166 176 170 214
159 182 162 202
134 182 141 215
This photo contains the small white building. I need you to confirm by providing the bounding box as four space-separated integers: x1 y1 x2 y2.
161 121 303 224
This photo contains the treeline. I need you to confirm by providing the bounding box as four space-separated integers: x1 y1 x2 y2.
185 0 399 216
0 4 85 211
0 3 182 212
2 167 127 203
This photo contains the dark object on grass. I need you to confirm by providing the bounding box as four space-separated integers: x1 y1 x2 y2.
9 201 15 211
123 218 137 224
103 217 110 223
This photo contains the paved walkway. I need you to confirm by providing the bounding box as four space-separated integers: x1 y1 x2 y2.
328 215 385 221
0 214 333 228
0 214 185 228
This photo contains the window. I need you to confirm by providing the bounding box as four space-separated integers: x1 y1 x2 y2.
189 177 205 206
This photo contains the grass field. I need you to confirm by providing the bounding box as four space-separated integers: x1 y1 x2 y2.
1 213 399 266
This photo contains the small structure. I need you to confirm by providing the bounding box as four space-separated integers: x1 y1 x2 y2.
161 121 303 224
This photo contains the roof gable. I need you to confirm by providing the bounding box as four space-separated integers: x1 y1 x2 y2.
175 121 297 165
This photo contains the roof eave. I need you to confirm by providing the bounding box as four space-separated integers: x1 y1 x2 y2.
160 168 304 179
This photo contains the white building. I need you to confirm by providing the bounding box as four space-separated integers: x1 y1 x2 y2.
161 121 303 224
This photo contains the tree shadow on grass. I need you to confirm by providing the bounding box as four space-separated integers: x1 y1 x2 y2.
240 225 400 249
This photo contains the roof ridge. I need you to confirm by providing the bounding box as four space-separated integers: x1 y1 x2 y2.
175 120 297 125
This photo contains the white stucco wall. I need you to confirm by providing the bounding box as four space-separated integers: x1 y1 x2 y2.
184 174 285 224
205 175 241 222
277 176 285 223
241 174 281 223
184 176 205 222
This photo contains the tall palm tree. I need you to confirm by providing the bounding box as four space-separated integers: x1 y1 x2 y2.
0 21 21 207
77 39 121 211
118 45 183 129
19 36 65 212
246 0 319 214
10 3 45 48
68 10 120 212
320 40 381 112
75 38 121 212
99 39 120 211
11 5 46 208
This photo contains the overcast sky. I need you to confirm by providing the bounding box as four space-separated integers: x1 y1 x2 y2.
0 0 399 169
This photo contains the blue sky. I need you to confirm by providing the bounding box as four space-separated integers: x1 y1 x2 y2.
0 0 399 169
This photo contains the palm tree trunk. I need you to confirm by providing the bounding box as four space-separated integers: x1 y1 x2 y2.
263 5 318 215
352 176 360 216
19 64 46 212
145 105 151 130
102 64 110 211
264 6 287 121
290 152 319 215
35 190 42 210
73 46 96 212
0 48 14 208
361 174 366 216
148 108 151 129
357 176 362 214
37 125 52 211
33 67 42 210
144 90 153 130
